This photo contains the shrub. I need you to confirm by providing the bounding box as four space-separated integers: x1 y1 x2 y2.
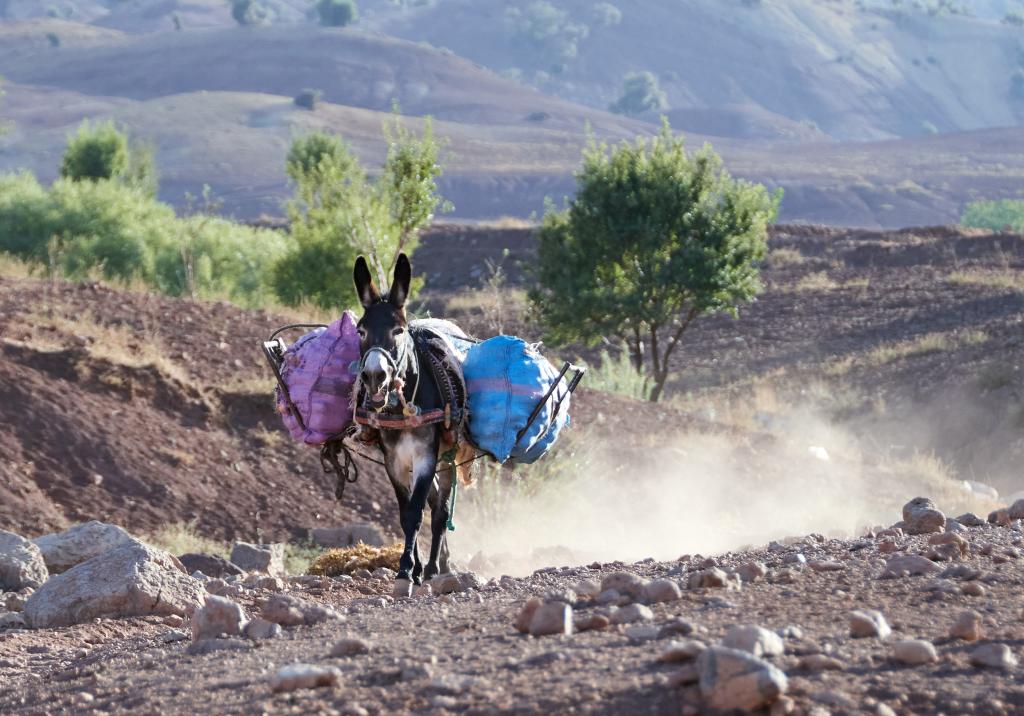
505 1 589 63
609 71 667 116
61 120 130 183
530 122 780 402
293 88 323 110
961 199 1024 232
316 0 358 27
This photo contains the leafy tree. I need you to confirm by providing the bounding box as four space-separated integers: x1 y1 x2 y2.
273 118 448 309
316 0 358 27
60 120 130 182
530 122 781 402
610 71 667 116
961 199 1024 232
293 88 323 110
228 0 268 25
505 1 589 63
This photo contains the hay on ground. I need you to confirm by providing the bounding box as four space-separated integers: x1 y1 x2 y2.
307 542 403 576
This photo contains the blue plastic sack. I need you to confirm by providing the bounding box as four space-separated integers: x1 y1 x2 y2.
463 336 572 464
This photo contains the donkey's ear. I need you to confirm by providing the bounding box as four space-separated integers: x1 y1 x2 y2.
390 253 412 308
353 256 379 308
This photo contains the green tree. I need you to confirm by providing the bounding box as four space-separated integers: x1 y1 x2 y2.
60 120 130 182
316 0 358 26
610 71 667 116
961 199 1024 232
530 123 781 402
228 0 268 25
273 118 448 309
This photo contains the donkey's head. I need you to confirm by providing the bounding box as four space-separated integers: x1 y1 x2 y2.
353 253 412 410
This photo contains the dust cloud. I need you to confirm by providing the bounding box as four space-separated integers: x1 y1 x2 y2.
451 406 993 576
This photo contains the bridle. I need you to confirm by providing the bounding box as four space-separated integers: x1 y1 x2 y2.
355 326 420 414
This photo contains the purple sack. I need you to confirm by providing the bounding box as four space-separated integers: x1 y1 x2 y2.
276 311 361 446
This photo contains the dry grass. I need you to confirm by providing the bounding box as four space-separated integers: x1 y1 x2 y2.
308 542 404 576
947 269 1024 293
793 271 839 291
144 521 230 559
251 425 287 449
485 216 536 229
766 247 807 269
867 330 987 366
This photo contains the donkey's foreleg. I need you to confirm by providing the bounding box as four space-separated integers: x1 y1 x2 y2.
397 474 432 584
424 468 453 581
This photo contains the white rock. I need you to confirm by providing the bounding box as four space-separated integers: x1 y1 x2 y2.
270 664 342 692
192 595 247 642
24 541 203 628
515 597 542 633
736 562 768 583
892 639 938 665
161 629 188 643
529 602 573 636
722 625 785 658
950 610 983 641
260 594 343 627
698 646 788 712
849 609 891 639
0 530 48 590
902 497 946 535
229 542 285 578
642 579 682 603
31 521 137 574
429 573 463 595
0 611 26 629
624 625 661 641
881 555 942 578
610 603 654 624
969 643 1017 669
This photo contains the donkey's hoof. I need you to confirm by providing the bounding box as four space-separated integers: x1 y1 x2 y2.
392 578 414 598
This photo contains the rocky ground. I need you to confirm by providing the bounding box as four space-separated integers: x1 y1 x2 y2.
4 499 1024 715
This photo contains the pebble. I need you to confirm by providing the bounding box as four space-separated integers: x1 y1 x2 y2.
961 582 986 597
270 664 342 692
969 643 1018 669
161 629 188 643
659 639 707 662
880 554 942 578
414 584 433 598
957 512 985 527
722 625 785 658
192 595 247 642
891 639 938 665
658 619 695 638
950 610 983 641
515 597 542 634
162 614 184 628
849 609 891 638
610 603 654 625
572 580 601 598
808 560 844 572
574 613 610 632
529 602 573 636
624 625 661 641
736 562 767 583
799 654 845 671
330 638 371 657
782 553 807 565
642 579 682 603
697 646 788 712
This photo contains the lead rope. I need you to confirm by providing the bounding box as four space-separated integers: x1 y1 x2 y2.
441 446 458 531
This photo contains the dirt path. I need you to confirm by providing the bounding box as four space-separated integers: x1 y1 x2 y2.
3 513 1024 715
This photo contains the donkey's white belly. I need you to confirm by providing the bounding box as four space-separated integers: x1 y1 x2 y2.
392 431 436 489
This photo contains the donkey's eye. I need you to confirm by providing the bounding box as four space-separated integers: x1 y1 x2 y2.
392 327 405 337
357 327 367 339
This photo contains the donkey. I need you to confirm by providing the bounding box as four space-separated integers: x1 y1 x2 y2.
353 253 472 595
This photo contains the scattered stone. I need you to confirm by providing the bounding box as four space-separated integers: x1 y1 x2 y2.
698 646 788 712
625 624 661 641
311 523 385 548
516 597 542 634
1008 499 1024 521
610 603 654 625
414 583 433 598
962 582 986 597
161 629 188 643
192 595 247 642
799 654 844 671
574 613 610 632
31 522 137 574
600 572 648 599
229 542 285 578
177 553 243 579
736 562 767 583
270 664 342 692
260 594 343 627
722 625 785 658
950 611 983 641
457 572 485 591
430 573 463 595
902 497 946 535
957 513 985 527
529 602 573 636
643 579 682 603
658 619 696 638
849 610 891 639
659 639 707 663
988 509 1012 527
808 560 844 572
969 643 1017 669
331 637 371 657
782 553 807 565
926 532 969 561
543 588 577 605
186 637 252 655
243 617 281 640
596 589 624 605
668 663 700 688
881 554 942 578
24 541 202 628
688 568 733 589
891 639 938 665
0 530 49 590
163 614 184 627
